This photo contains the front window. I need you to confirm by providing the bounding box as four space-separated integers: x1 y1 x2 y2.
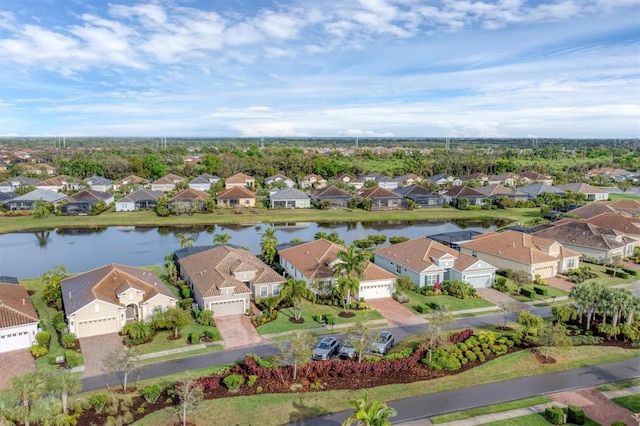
272 284 280 296
567 258 575 269
425 275 438 286
260 286 268 297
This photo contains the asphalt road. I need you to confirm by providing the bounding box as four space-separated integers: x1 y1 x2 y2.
81 306 552 392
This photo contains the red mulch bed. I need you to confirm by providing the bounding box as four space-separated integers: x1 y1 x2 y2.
289 318 304 324
338 312 356 318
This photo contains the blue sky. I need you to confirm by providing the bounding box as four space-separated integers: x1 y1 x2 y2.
0 0 638 138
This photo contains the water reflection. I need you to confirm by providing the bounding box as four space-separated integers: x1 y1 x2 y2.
34 230 51 248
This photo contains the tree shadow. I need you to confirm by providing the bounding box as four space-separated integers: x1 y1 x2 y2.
288 395 339 424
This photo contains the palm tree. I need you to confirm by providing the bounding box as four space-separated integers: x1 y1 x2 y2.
49 371 81 414
343 394 397 426
10 371 46 426
336 277 360 313
0 390 19 426
260 226 278 266
280 278 315 321
213 233 231 245
32 199 51 219
570 282 604 330
176 233 195 248
28 397 66 426
332 245 367 306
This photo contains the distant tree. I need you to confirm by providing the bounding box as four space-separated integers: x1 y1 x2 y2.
260 226 278 266
176 232 196 248
213 233 231 245
617 180 632 193
389 236 409 245
367 235 387 246
32 199 52 219
155 196 170 217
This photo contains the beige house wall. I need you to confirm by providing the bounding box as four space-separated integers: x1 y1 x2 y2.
459 248 561 279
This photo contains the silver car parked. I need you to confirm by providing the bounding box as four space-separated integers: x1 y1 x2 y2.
312 336 340 360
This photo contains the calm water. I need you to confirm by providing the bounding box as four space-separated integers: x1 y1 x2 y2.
0 220 503 279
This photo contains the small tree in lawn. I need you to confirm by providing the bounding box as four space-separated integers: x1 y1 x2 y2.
420 323 444 363
346 320 378 363
103 346 142 392
175 375 204 426
428 303 454 335
280 278 315 321
154 306 191 338
517 310 545 340
275 330 315 381
610 254 623 278
509 270 531 295
536 322 571 359
498 300 518 330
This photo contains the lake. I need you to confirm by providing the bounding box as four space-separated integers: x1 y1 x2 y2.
0 219 504 279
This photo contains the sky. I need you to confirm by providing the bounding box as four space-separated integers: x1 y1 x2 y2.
0 0 638 139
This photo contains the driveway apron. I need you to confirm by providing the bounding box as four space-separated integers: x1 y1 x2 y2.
79 333 124 377
550 388 638 426
367 298 426 326
476 287 529 310
0 349 36 389
216 314 267 349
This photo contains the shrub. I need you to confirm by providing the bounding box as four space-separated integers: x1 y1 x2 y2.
30 345 48 357
48 355 57 365
496 269 512 277
323 314 335 326
567 405 585 425
520 287 535 298
64 350 83 367
52 310 65 325
203 330 218 341
416 304 430 314
256 386 263 394
55 321 68 333
223 374 245 391
141 384 163 403
392 291 410 304
247 375 258 387
444 280 477 299
61 333 77 349
622 267 637 276
35 331 51 348
448 329 474 344
190 331 200 344
544 406 566 425
493 277 508 292
89 394 109 413
615 271 630 279
533 286 548 296
570 335 603 345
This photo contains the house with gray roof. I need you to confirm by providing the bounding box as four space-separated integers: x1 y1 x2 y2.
61 264 177 338
517 183 565 200
85 175 113 192
393 184 442 207
475 184 529 202
270 187 311 209
3 189 67 210
0 176 42 193
310 186 353 208
60 189 114 215
556 183 609 201
264 174 295 188
115 189 164 212
189 174 220 192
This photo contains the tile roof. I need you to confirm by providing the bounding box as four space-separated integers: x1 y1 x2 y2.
169 188 210 201
532 221 631 250
0 282 39 328
225 173 254 183
460 230 579 264
270 187 310 200
114 175 147 185
443 186 485 197
516 183 564 197
584 213 640 235
556 183 608 194
568 203 617 219
36 175 75 187
358 186 403 199
311 186 351 199
178 245 282 298
216 186 256 200
117 188 164 203
61 264 176 315
190 174 220 184
374 238 494 273
474 184 528 197
279 239 396 281
5 189 67 203
152 173 185 185
65 189 112 202
393 184 436 197
86 176 113 186
519 171 552 181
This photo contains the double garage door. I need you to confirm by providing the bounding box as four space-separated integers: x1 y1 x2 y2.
0 330 31 353
210 299 246 317
359 283 394 300
465 274 493 288
76 316 118 338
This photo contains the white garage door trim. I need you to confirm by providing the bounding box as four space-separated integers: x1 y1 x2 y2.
0 330 31 353
465 274 492 288
209 299 246 317
77 316 118 338
359 283 393 300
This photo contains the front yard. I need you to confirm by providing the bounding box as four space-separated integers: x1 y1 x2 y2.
135 322 222 356
256 303 384 335
403 291 495 314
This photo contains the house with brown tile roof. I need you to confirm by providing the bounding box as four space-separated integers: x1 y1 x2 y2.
112 175 148 192
61 264 177 338
216 186 256 208
373 238 497 288
358 186 406 210
459 230 580 279
474 184 529 201
310 186 353 208
518 171 553 185
606 199 640 216
532 220 636 263
583 213 640 240
568 203 618 219
278 239 397 299
60 189 114 215
556 183 609 201
150 173 186 192
333 173 364 189
36 175 83 193
224 173 255 189
0 279 39 353
487 173 519 187
168 188 210 213
442 186 486 207
177 245 284 316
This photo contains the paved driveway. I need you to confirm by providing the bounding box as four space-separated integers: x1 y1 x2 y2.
79 333 124 377
0 349 36 389
216 314 267 349
367 298 426 326
550 388 637 426
546 276 576 292
476 287 529 310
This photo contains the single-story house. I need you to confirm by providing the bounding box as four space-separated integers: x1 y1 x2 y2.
115 189 164 212
36 175 83 193
458 173 489 186
270 187 311 209
487 173 519 187
374 238 497 288
583 213 640 240
3 189 67 210
442 186 486 207
475 184 530 202
150 173 186 192
216 186 256 208
532 221 636 263
333 173 364 189
278 239 397 300
516 183 565 200
112 175 148 192
395 173 423 186
189 174 220 192
0 278 39 353
60 189 114 215
310 186 353 208
176 245 284 316
459 230 581 279
168 188 210 213
358 186 406 210
299 174 327 189
428 174 462 186
0 176 42 193
556 183 609 201
393 184 443 207
224 173 255 189
518 171 553 185
265 174 296 188
85 175 113 192
61 264 177 338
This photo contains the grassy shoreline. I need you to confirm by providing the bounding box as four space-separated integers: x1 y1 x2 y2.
0 207 538 235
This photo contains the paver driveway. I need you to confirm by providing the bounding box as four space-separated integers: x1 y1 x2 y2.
367 298 426 326
550 388 637 426
79 333 124 377
216 314 267 348
476 287 529 310
0 349 36 388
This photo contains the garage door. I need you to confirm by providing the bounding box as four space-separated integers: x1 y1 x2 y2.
533 266 555 279
210 299 245 317
465 274 492 288
359 283 393 300
76 316 118 338
0 330 31 353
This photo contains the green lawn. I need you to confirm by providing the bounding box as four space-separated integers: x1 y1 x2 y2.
430 396 552 423
578 263 638 287
609 193 640 201
256 304 383 335
480 413 600 426
596 378 640 391
611 395 640 412
404 291 495 314
135 322 222 356
510 283 568 302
